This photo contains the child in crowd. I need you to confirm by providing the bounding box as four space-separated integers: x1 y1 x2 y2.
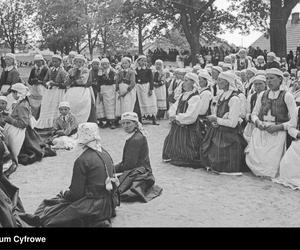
50 101 78 150
0 96 9 127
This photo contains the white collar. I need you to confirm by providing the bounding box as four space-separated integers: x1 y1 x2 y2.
5 66 14 72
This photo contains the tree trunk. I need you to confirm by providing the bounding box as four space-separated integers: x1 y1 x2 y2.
190 31 200 66
270 0 287 57
138 21 143 55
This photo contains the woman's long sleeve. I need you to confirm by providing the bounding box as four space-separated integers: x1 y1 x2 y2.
121 138 144 172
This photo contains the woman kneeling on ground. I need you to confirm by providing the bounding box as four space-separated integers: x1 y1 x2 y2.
115 112 162 203
27 123 119 227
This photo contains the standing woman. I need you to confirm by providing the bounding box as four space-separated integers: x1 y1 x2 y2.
28 54 48 120
134 55 158 125
36 55 67 129
64 54 96 124
162 73 205 167
0 53 21 112
245 68 297 178
115 57 136 119
31 123 119 227
116 112 162 202
202 71 246 174
96 58 117 129
153 59 167 120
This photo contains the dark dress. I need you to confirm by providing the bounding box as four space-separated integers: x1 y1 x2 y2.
0 141 29 227
202 92 247 173
162 91 208 168
31 148 119 227
115 130 162 203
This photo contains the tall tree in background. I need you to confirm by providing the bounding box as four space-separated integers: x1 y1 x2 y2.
0 0 34 53
154 0 236 65
230 0 300 57
121 0 168 54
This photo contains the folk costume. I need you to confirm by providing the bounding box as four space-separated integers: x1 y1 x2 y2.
202 71 247 174
116 112 162 202
0 53 21 112
96 58 117 128
28 54 48 120
153 60 167 119
31 123 119 227
245 68 298 178
64 55 96 124
163 73 209 167
36 55 67 129
134 55 158 124
115 57 136 118
273 107 300 189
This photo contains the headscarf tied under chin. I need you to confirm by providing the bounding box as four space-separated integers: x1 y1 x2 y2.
77 122 102 153
11 83 31 102
121 112 148 137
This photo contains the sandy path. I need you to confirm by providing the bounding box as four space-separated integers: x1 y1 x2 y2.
9 120 300 227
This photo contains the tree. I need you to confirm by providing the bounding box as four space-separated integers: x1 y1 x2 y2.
0 0 34 53
153 0 236 65
229 0 300 57
120 0 168 54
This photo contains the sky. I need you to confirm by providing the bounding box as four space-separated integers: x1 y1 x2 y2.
215 0 300 47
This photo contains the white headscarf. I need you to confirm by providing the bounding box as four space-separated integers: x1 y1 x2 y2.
77 122 102 153
218 71 237 91
266 68 283 78
121 112 147 137
58 101 71 109
11 83 31 102
185 72 200 89
198 69 212 86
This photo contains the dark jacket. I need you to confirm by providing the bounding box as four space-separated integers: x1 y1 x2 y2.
0 68 21 90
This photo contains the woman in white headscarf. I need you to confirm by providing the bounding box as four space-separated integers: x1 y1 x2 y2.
0 53 21 112
115 57 136 120
245 68 298 179
64 54 96 124
153 59 167 119
3 83 54 177
202 71 247 175
31 122 119 227
163 73 204 168
36 54 68 129
115 112 162 202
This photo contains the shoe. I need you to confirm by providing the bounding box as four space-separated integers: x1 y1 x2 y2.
4 163 18 178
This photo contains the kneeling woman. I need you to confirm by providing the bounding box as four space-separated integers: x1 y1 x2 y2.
3 84 51 173
115 112 162 202
202 71 247 174
31 123 119 227
245 68 297 178
162 72 207 167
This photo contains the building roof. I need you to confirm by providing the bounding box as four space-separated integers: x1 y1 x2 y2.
251 14 300 53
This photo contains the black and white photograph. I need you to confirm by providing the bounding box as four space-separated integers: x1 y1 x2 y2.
1 0 300 238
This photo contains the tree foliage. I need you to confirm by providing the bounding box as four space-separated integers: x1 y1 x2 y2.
0 0 35 53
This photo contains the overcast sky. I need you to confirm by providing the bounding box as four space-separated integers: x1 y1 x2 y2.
214 0 300 47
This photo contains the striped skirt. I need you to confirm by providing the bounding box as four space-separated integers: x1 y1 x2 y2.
154 85 167 110
202 125 247 173
162 119 205 167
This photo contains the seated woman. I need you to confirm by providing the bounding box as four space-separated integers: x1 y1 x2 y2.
115 112 162 203
162 72 206 168
202 71 247 175
48 101 78 150
0 136 29 227
3 83 55 173
245 68 297 179
273 106 300 189
30 123 119 227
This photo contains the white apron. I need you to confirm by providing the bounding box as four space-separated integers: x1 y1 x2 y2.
28 84 46 118
136 83 157 117
245 126 286 178
0 85 15 113
64 87 92 124
273 140 300 189
154 85 167 110
3 123 26 164
243 122 255 143
115 83 136 117
36 87 65 129
96 84 116 120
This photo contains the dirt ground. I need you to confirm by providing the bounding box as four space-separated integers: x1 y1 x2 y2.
9 119 300 227
8 66 300 227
